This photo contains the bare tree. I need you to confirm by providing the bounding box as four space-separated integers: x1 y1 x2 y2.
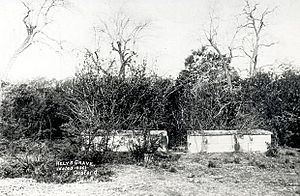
204 14 240 92
239 0 276 76
97 12 150 79
4 0 66 77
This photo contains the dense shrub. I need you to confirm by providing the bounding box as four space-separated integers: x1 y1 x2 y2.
0 156 27 178
171 52 300 148
208 160 217 168
129 133 162 163
240 71 300 147
266 143 280 157
0 139 114 183
1 69 299 155
0 79 69 141
0 48 299 184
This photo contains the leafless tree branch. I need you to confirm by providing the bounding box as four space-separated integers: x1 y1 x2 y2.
204 13 234 92
97 12 150 79
239 0 276 76
3 0 66 80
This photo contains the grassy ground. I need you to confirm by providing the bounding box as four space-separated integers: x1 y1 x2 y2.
0 149 299 196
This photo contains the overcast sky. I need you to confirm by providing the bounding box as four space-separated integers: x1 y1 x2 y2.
0 0 300 82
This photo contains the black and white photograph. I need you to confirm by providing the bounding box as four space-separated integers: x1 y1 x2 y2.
0 0 299 195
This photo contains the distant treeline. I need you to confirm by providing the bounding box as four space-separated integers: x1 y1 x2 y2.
1 50 299 149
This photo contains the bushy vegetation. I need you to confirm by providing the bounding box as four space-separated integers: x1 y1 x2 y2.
168 48 300 148
0 47 299 183
0 63 173 182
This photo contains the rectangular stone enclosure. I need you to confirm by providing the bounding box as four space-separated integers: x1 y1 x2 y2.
187 129 272 153
83 130 168 152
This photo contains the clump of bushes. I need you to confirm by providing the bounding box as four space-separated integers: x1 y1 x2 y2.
169 166 177 173
0 156 27 178
0 52 299 184
0 152 114 183
285 150 297 157
0 138 116 183
266 143 280 157
208 160 217 168
233 157 242 164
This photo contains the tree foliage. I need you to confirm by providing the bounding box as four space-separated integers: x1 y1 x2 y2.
60 61 172 153
0 50 299 152
0 79 68 141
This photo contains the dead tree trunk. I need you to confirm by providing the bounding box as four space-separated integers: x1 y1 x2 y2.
99 12 150 80
240 0 276 76
4 0 65 79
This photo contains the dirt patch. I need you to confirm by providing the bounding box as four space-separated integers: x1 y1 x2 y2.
0 150 299 195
